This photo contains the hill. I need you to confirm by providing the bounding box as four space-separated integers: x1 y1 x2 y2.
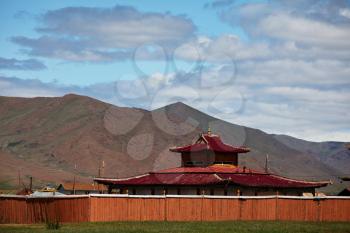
0 94 349 194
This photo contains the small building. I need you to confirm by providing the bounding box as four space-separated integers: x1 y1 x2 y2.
30 191 66 197
338 187 350 196
95 130 329 196
57 182 107 195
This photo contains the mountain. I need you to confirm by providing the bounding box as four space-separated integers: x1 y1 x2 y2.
0 94 349 194
273 135 350 177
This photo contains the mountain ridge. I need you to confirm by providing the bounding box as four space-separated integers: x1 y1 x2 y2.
0 94 349 194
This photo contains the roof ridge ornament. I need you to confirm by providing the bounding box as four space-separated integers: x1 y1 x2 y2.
207 127 211 135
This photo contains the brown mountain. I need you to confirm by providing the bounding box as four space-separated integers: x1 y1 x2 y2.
0 94 349 194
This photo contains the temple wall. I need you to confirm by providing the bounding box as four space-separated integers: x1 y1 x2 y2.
181 152 212 166
214 152 238 165
125 186 312 196
167 187 179 195
181 152 238 166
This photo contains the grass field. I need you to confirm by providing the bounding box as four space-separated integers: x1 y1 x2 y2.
0 221 350 233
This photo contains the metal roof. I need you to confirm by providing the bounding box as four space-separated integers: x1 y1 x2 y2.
169 133 250 153
95 164 329 188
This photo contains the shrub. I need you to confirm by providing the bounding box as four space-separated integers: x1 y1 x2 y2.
46 220 61 230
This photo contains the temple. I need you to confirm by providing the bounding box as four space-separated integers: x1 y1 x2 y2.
95 130 329 196
169 128 250 167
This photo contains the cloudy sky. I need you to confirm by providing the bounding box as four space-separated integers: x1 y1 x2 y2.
0 0 349 142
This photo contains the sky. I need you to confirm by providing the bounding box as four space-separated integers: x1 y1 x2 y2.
0 0 349 142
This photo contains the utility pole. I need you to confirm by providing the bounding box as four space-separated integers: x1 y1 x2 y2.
29 176 33 192
265 154 269 173
73 164 77 195
18 170 21 190
97 160 105 178
97 160 105 193
101 160 105 177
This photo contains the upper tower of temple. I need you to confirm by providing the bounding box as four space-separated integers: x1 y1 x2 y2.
169 129 250 167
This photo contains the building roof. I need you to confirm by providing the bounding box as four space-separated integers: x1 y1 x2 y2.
169 133 250 153
30 191 65 197
338 187 350 196
156 165 260 174
58 183 107 191
95 165 329 189
96 173 224 186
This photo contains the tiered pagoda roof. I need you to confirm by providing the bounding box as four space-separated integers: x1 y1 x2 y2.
169 132 250 153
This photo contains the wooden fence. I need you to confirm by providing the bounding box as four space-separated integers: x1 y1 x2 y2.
1 195 350 224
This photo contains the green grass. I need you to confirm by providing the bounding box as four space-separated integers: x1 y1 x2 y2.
0 221 350 233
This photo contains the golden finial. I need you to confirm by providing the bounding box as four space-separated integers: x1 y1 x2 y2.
207 127 211 135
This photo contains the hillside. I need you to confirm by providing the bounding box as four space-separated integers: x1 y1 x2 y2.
0 94 349 194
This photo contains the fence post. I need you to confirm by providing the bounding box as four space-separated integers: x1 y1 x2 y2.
88 196 92 222
164 196 167 221
200 195 203 221
317 198 321 222
275 195 279 221
239 198 242 220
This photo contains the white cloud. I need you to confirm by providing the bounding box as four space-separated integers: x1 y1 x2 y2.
236 59 350 85
0 77 62 97
173 33 350 66
39 5 195 48
219 1 350 53
259 13 350 49
264 86 350 104
339 8 350 19
174 35 273 62
0 57 46 70
12 5 196 62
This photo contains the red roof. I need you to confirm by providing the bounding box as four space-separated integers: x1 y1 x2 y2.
95 165 329 188
218 173 327 188
156 165 260 174
96 173 224 186
169 133 250 153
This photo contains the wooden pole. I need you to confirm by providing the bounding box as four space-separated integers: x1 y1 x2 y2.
18 170 20 190
97 160 105 193
73 164 77 195
101 160 105 177
265 154 269 173
29 176 33 192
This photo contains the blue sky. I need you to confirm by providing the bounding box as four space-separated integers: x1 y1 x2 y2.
0 0 349 142
0 0 244 85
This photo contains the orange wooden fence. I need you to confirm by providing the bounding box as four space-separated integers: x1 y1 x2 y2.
1 195 350 224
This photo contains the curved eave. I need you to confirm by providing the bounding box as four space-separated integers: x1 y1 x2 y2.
228 181 330 189
95 172 330 189
169 147 250 153
218 173 331 189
